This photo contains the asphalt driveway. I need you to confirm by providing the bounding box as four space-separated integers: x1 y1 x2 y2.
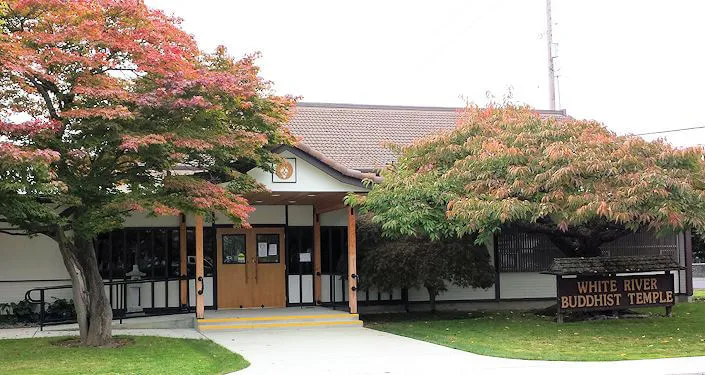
202 326 705 375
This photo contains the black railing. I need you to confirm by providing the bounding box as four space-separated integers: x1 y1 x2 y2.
24 275 196 330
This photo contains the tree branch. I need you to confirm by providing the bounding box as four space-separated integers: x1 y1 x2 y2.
0 229 30 236
25 74 60 120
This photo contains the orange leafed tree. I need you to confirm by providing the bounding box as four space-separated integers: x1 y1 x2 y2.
0 0 294 345
349 105 705 257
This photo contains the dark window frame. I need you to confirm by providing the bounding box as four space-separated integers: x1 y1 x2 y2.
255 233 281 264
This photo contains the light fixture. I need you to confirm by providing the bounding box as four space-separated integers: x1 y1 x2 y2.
271 194 281 197
288 200 296 203
254 200 263 203
306 194 317 197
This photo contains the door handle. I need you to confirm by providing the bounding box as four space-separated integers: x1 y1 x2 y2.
197 276 204 295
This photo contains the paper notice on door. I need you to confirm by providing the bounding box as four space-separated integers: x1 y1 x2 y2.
299 252 311 262
257 242 268 257
268 243 278 256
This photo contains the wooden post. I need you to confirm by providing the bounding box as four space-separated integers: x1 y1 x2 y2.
347 207 357 314
195 215 205 319
666 270 674 317
556 275 564 324
313 212 322 304
685 229 693 297
179 214 187 307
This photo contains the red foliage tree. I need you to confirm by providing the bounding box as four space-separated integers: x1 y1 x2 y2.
0 0 294 345
350 105 705 257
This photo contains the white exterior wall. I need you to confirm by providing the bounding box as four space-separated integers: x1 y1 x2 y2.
288 275 314 304
320 274 346 303
1 280 74 304
320 208 348 226
123 212 180 227
288 205 313 226
499 272 556 299
0 233 71 303
248 150 366 193
0 233 68 282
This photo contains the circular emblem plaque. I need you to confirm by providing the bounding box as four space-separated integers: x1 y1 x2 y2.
275 160 294 180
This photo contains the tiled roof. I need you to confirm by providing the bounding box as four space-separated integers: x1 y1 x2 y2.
287 102 568 172
544 255 683 276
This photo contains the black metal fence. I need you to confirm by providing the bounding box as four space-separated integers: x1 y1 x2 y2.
24 275 195 330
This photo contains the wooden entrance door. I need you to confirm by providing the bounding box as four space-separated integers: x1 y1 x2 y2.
217 227 286 308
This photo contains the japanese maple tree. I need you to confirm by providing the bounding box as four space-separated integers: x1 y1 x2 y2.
355 214 494 312
0 0 294 346
349 105 705 257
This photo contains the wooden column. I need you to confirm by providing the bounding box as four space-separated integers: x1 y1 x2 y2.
347 207 357 314
195 215 205 319
179 214 187 307
313 212 322 304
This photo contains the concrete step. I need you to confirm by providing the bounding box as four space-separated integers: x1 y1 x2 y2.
196 313 362 331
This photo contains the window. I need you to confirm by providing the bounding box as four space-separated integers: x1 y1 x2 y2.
111 231 125 279
497 229 681 273
187 229 215 277
256 233 280 263
497 231 564 272
222 234 246 264
287 227 314 275
168 229 180 277
95 227 215 279
600 231 678 260
321 226 347 274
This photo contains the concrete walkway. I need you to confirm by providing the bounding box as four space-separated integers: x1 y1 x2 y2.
3 323 705 374
203 326 705 375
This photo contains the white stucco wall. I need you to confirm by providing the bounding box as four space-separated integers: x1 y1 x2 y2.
320 208 348 226
123 212 180 227
0 233 68 282
0 231 72 302
500 272 556 299
248 150 367 193
212 206 286 226
288 275 314 304
288 205 313 226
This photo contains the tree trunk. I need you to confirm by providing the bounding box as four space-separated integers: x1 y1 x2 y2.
55 228 113 346
426 287 437 313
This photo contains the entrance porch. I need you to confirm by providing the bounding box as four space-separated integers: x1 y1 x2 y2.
188 190 361 319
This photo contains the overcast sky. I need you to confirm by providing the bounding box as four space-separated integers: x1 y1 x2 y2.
146 0 705 147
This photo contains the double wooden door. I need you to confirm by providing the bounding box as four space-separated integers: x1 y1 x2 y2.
216 227 286 308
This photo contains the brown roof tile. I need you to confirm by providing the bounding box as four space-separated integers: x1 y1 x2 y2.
287 102 568 172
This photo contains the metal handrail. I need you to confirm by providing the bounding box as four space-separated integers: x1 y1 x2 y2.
24 275 196 330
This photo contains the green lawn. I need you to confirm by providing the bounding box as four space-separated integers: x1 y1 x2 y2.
365 303 705 361
0 336 249 375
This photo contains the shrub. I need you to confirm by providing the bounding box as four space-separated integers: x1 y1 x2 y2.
46 298 76 321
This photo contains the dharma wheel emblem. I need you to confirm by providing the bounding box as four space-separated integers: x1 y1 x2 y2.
275 160 294 180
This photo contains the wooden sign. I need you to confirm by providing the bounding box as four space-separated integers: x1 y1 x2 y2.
556 273 675 322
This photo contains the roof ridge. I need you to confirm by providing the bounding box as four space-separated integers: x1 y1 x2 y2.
296 102 567 116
